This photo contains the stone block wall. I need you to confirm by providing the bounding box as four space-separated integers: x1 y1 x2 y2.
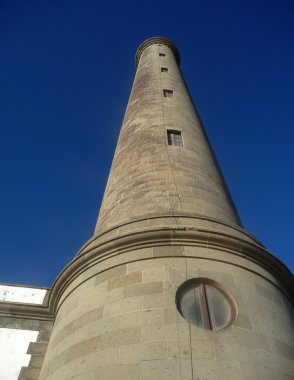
39 245 294 379
95 41 241 235
0 286 53 380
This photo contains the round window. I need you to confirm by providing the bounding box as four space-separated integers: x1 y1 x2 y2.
176 279 235 330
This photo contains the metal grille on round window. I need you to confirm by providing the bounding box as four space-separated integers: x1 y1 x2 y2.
176 279 235 330
167 130 183 146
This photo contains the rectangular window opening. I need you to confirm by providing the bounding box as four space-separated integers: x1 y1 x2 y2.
161 67 168 73
167 130 183 147
163 89 173 98
159 53 165 57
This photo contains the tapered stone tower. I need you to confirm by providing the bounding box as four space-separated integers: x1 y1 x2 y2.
40 37 294 380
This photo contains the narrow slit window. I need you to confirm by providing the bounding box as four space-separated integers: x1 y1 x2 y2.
167 130 183 147
161 67 168 73
163 89 173 98
159 53 165 57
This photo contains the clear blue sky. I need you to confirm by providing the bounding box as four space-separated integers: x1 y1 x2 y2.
0 0 293 287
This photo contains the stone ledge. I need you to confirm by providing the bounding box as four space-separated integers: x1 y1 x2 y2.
49 226 293 317
18 367 40 380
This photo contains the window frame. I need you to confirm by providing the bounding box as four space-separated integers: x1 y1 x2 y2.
167 130 183 147
163 89 174 98
176 278 236 330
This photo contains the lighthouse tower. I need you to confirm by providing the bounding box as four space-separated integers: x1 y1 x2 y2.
39 37 294 380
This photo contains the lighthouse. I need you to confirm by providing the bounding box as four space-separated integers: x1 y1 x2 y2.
37 37 294 379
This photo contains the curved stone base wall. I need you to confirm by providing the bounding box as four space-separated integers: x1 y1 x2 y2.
40 244 294 380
